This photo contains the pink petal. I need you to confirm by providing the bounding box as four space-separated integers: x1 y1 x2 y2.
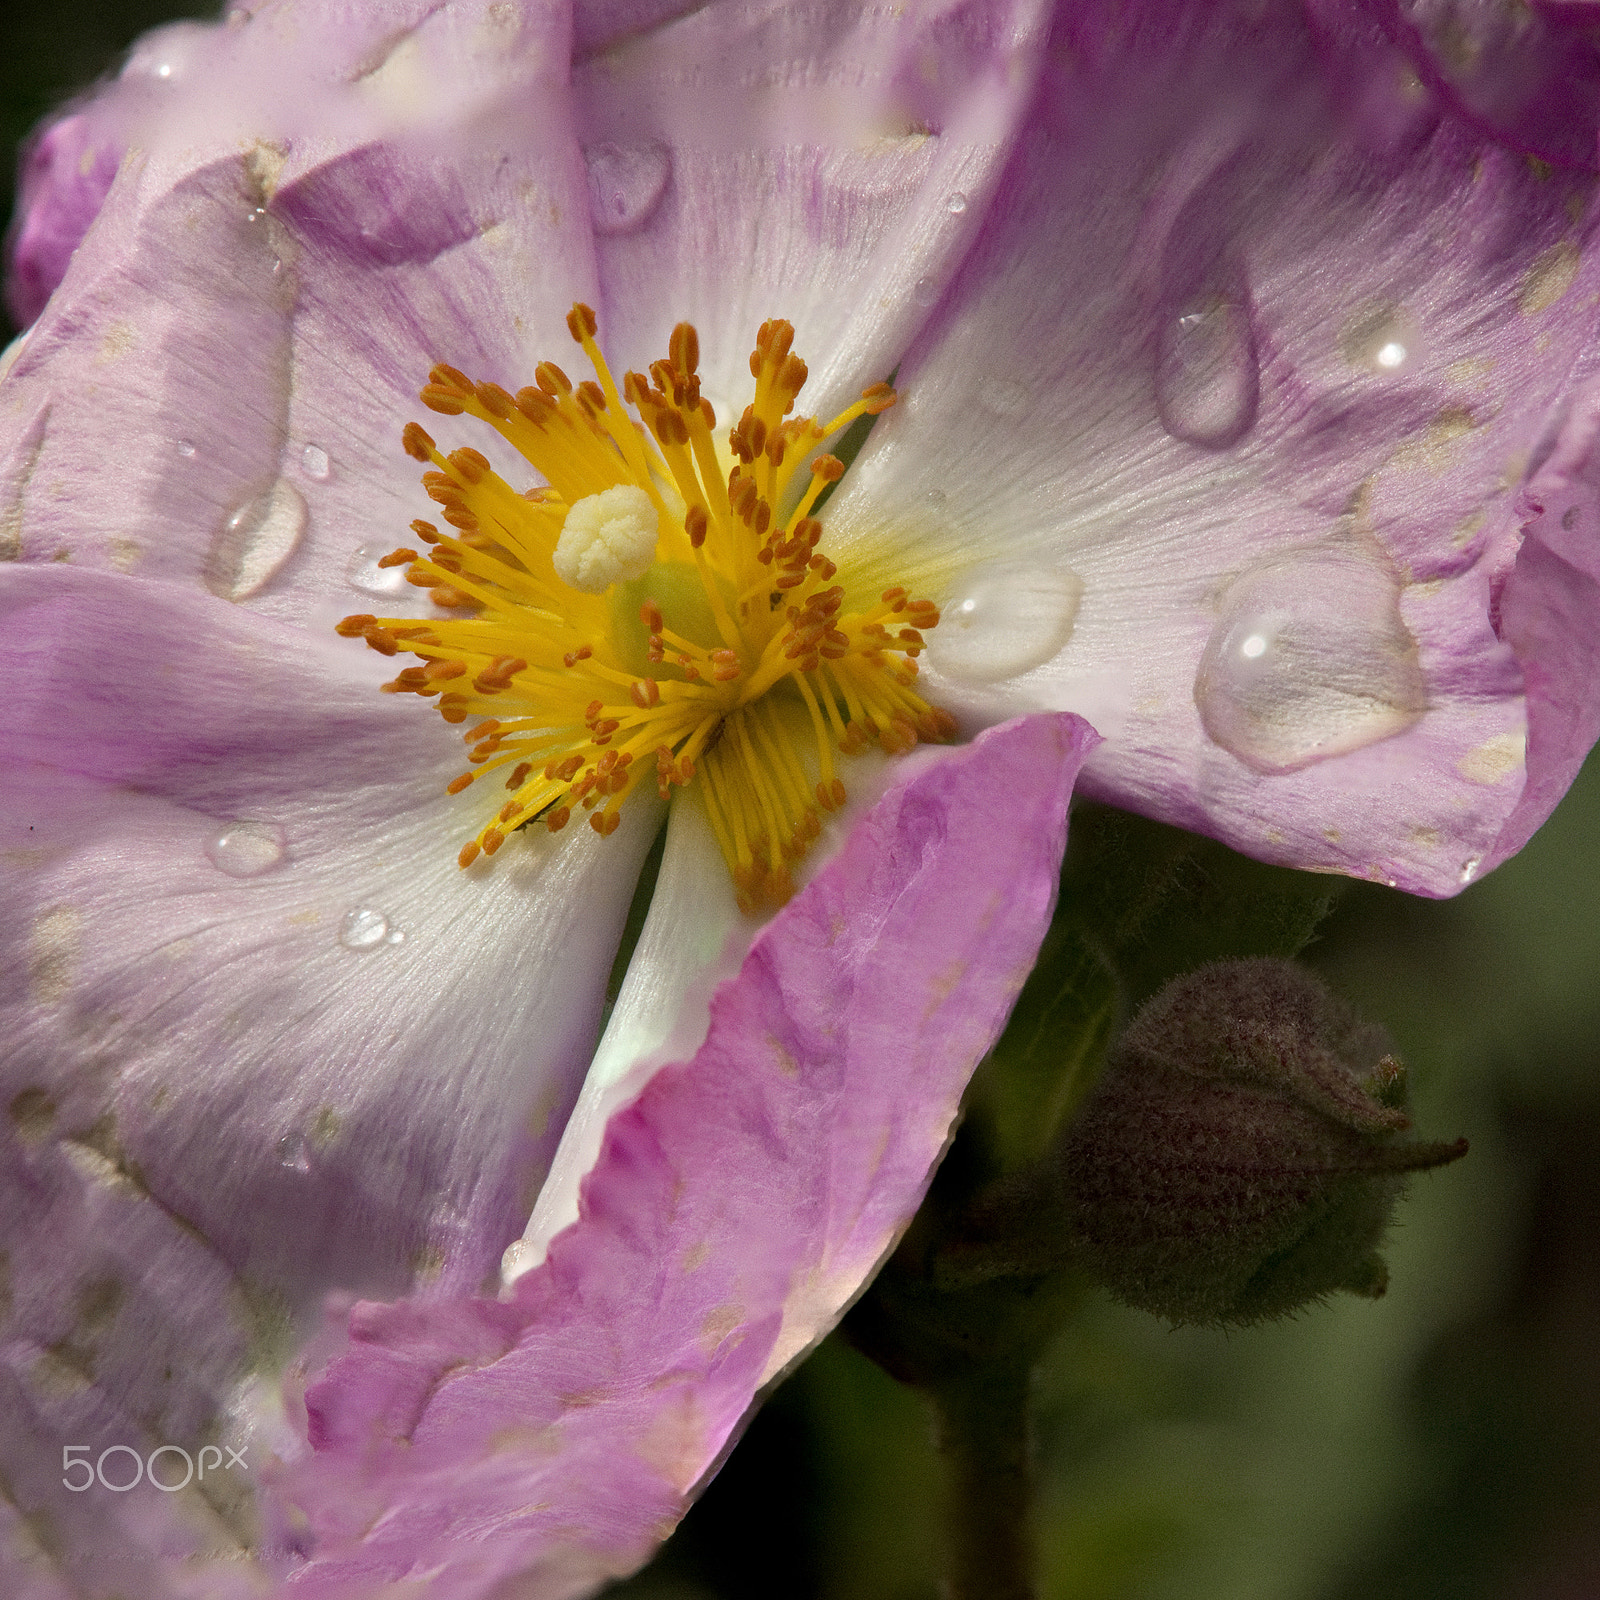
268 712 1097 1598
823 0 1600 895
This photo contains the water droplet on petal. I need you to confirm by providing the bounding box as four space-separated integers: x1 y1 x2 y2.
1459 855 1482 885
583 141 671 236
339 907 390 950
1156 288 1259 449
345 543 411 597
912 276 940 308
1340 301 1419 375
502 1238 534 1282
1194 547 1427 773
122 21 208 83
978 377 1028 417
945 191 968 214
276 1132 310 1172
205 479 306 601
927 566 1084 684
385 927 406 945
176 439 196 458
205 821 286 878
301 443 330 480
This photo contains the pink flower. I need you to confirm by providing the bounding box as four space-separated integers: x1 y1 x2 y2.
2 1 1598 1595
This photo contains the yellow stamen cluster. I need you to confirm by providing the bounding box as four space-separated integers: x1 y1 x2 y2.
338 304 955 911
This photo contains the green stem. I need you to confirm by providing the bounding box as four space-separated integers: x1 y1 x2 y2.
929 1358 1036 1600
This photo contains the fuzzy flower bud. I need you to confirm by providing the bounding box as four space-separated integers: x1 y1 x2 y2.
1059 958 1466 1328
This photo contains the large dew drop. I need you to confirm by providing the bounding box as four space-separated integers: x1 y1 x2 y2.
1156 287 1259 449
927 566 1083 684
205 821 286 878
1194 547 1427 773
205 479 306 600
583 142 671 236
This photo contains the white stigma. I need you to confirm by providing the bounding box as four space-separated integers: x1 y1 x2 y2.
553 485 659 593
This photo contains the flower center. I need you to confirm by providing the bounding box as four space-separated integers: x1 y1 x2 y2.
338 305 954 911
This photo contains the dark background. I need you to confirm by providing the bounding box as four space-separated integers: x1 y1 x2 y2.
7 7 1599 1597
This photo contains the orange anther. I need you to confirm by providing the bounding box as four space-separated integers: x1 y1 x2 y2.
567 302 598 341
810 454 844 483
507 762 532 789
419 386 466 414
377 548 417 569
685 505 709 548
409 519 441 544
482 828 506 855
546 805 571 832
474 381 515 418
402 422 436 460
630 678 661 708
447 773 474 795
448 446 491 484
861 381 896 413
535 361 572 396
458 840 481 868
640 600 664 632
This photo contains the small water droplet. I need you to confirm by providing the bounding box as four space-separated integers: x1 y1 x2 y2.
245 206 266 225
176 439 196 457
927 567 1083 684
1459 855 1482 885
501 1239 533 1282
204 821 286 878
912 276 940 308
1340 302 1419 374
301 443 330 480
1194 546 1427 773
1156 289 1259 449
345 543 412 597
583 141 672 236
205 479 306 601
122 21 207 83
276 1132 310 1172
978 377 1028 417
385 927 406 945
925 487 947 506
945 191 968 214
339 907 390 950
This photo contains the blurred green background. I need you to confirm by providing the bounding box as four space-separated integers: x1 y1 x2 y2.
7 6 1599 1597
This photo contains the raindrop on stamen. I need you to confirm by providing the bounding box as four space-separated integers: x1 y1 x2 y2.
301 443 331 480
1193 547 1427 773
276 1132 310 1172
583 141 672 236
1156 287 1259 449
927 567 1083 684
205 479 306 601
339 908 391 950
204 821 286 878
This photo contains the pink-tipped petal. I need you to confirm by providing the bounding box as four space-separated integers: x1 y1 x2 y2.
269 712 1097 1597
